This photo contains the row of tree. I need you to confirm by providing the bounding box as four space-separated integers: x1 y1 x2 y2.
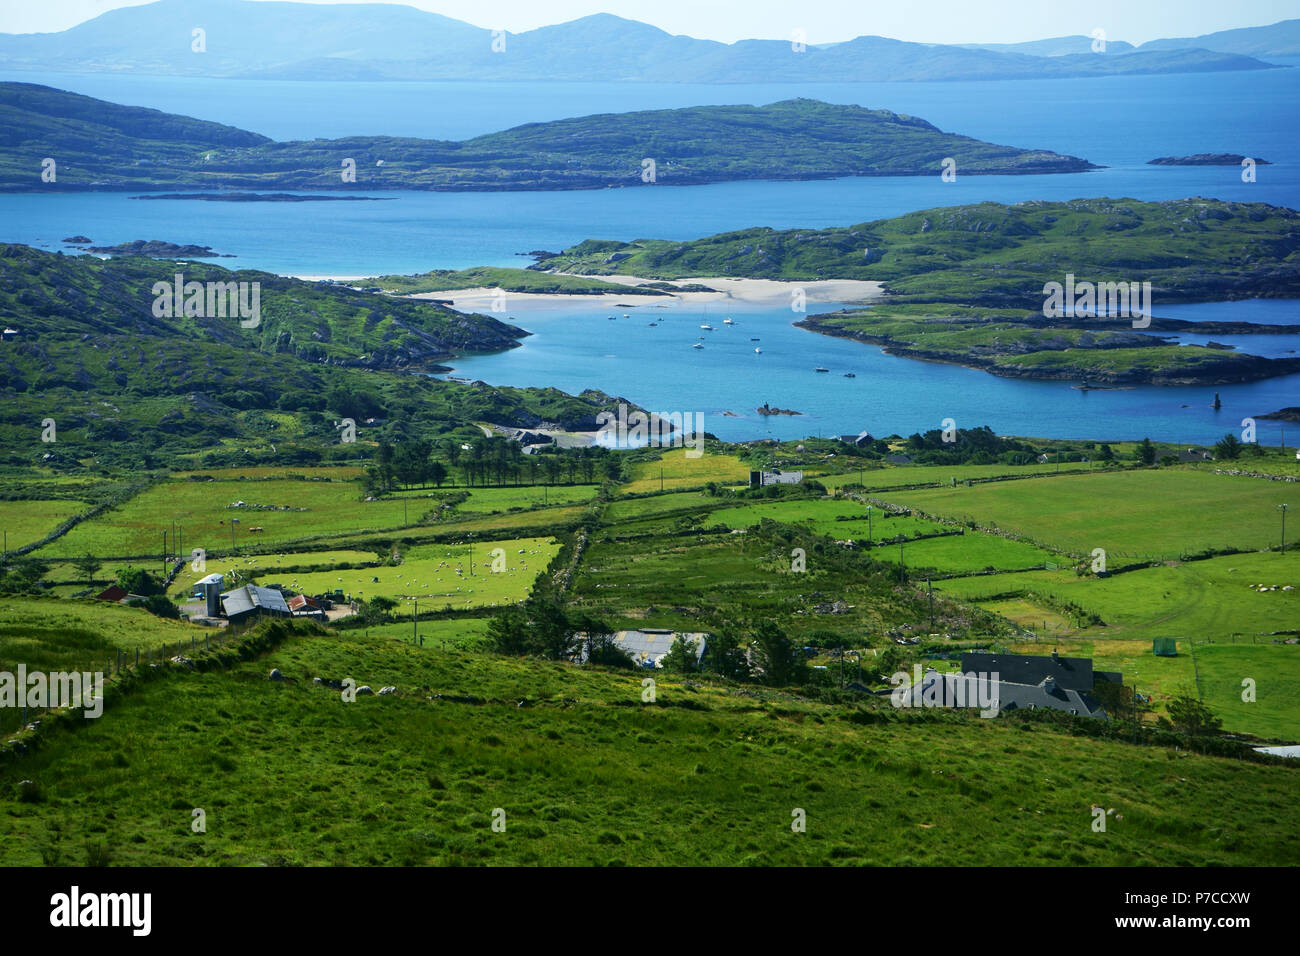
365 437 622 493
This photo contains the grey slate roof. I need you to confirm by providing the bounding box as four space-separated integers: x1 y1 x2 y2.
961 652 1096 692
896 669 1106 719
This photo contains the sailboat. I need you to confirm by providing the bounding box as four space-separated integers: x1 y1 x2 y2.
754 347 762 354
723 317 734 325
692 342 704 349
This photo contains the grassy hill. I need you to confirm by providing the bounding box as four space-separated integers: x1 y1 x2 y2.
533 198 1300 304
0 86 1098 192
1 622 1296 867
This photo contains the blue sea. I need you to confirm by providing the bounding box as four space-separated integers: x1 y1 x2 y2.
3 68 1299 444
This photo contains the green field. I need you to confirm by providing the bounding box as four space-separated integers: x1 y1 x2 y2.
39 477 409 558
0 500 85 550
936 551 1300 643
622 449 751 493
2 624 1296 866
815 462 1092 491
279 536 560 609
883 469 1292 558
1195 643 1300 740
169 549 382 597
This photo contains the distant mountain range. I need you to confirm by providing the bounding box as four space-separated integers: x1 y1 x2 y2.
0 84 1099 192
0 0 1292 83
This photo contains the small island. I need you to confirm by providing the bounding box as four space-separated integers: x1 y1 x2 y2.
757 403 803 416
1147 154 1271 166
1258 407 1300 423
76 239 231 258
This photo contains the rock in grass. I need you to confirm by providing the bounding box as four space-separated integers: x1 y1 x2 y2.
355 685 375 696
377 686 397 696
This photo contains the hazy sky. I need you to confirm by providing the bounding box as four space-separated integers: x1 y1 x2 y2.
5 0 1300 45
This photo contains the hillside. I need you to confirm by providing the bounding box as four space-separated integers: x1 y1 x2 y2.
0 87 1098 192
0 244 633 469
0 1 1280 82
532 198 1300 305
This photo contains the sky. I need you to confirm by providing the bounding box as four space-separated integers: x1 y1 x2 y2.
4 0 1300 45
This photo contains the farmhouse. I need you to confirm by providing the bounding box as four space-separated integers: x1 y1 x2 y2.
838 431 874 448
749 469 803 488
609 629 708 669
896 666 1108 719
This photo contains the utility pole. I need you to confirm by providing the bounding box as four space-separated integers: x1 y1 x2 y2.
1281 504 1290 553
404 499 408 526
413 597 418 644
162 531 167 576
928 577 935 632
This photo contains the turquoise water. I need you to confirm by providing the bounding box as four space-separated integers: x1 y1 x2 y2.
444 296 1300 446
3 69 1298 443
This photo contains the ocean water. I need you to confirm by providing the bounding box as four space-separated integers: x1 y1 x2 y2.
3 69 1298 443
443 295 1300 446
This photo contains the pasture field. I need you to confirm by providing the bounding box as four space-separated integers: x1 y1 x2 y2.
0 500 84 550
815 462 1093 491
622 449 751 494
38 478 411 558
935 551 1300 644
0 597 206 731
357 617 494 651
873 533 1058 574
882 470 1292 558
277 536 560 609
1 625 1297 866
318 504 587 549
1194 643 1300 740
169 466 366 480
169 550 382 597
709 498 948 540
603 491 720 521
441 485 597 513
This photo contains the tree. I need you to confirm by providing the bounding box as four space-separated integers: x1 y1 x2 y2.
116 566 163 597
659 634 702 674
362 595 397 624
128 594 180 619
704 628 750 679
1098 443 1115 461
427 461 448 488
73 554 102 584
750 621 806 687
1214 433 1242 461
1137 437 1156 465
1166 694 1222 736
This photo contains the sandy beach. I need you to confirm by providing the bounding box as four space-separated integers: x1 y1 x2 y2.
290 272 885 309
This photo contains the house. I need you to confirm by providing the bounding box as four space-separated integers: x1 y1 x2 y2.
607 629 708 669
960 651 1099 693
897 667 1107 719
886 453 912 465
95 585 129 603
220 584 291 622
287 594 327 620
749 469 803 488
838 432 874 448
1177 448 1214 463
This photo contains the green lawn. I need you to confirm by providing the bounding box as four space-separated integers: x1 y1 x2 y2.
883 469 1292 558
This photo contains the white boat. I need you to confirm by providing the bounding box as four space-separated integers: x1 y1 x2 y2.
754 347 762 354
692 343 705 349
700 324 714 330
723 318 734 325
